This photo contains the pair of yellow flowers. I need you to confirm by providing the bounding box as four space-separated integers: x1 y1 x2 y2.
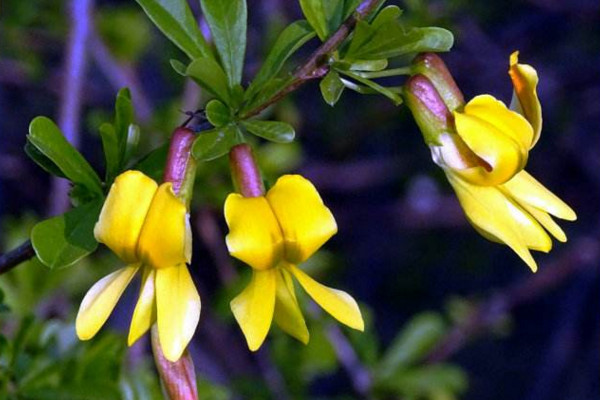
76 51 574 362
76 171 362 361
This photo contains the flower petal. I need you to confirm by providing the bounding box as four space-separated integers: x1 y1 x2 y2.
509 51 542 147
138 183 189 269
453 95 532 186
446 174 539 271
502 170 576 221
231 269 277 351
288 264 363 331
224 194 284 271
128 268 156 346
155 265 201 362
520 203 567 243
266 175 337 264
94 171 157 263
273 268 309 344
76 265 139 340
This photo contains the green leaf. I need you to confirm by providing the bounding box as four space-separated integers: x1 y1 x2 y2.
186 57 231 104
349 59 388 71
114 88 134 163
339 70 402 105
192 124 244 161
124 124 141 163
135 0 211 59
206 99 232 127
99 123 118 184
31 200 103 269
246 20 315 102
346 19 453 60
299 0 329 40
319 71 345 106
170 59 187 76
24 140 66 179
376 312 446 379
27 117 103 195
200 0 247 87
376 364 468 398
242 120 295 143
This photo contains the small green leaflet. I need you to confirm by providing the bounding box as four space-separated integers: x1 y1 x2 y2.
320 71 345 106
192 124 245 161
186 57 231 104
200 0 247 87
31 199 103 269
135 0 211 59
242 120 295 143
27 117 103 196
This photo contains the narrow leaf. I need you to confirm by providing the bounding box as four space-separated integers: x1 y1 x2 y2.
246 20 315 101
135 0 211 59
28 117 103 195
99 123 119 184
299 0 330 40
31 200 103 269
242 120 295 143
340 70 402 105
170 59 187 76
24 140 67 178
186 57 231 103
192 124 244 161
200 0 247 87
376 312 446 378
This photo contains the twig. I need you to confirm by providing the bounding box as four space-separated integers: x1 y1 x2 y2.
239 0 381 119
326 323 373 398
48 0 94 215
0 241 35 275
425 236 600 363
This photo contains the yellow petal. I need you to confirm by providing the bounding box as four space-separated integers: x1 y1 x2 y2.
288 264 364 331
273 268 309 344
502 170 576 221
138 183 189 269
266 175 338 264
231 269 277 351
94 171 158 263
128 267 156 346
509 51 542 147
502 194 552 252
453 95 532 186
155 265 201 362
446 174 538 271
224 194 284 271
520 203 567 242
76 265 139 340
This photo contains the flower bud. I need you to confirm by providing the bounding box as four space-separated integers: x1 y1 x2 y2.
412 53 465 111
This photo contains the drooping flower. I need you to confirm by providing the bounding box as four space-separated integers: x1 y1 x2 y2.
76 170 200 361
224 174 364 351
405 52 576 271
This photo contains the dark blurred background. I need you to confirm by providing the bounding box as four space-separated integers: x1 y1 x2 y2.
0 0 598 399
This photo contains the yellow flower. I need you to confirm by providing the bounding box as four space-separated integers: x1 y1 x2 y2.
224 174 364 351
75 170 200 362
429 52 576 271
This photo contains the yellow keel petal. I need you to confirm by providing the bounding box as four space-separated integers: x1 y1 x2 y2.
446 174 538 271
94 171 157 263
502 170 576 221
156 265 201 362
76 265 139 340
266 175 337 264
273 268 309 344
288 264 363 331
128 268 156 346
230 269 277 351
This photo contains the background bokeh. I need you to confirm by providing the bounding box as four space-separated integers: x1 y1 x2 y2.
0 0 598 399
